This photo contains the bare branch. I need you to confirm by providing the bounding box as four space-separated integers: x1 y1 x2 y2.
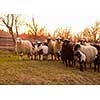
26 23 34 31
7 14 10 25
0 17 10 29
11 14 14 27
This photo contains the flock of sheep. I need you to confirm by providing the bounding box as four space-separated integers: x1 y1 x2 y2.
15 37 100 72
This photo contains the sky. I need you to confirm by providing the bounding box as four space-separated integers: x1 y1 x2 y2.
33 14 100 34
0 14 100 36
0 0 100 36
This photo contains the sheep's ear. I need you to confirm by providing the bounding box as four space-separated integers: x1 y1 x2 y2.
60 39 63 41
61 39 64 42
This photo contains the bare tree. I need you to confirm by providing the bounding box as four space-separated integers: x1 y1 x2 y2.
26 17 38 37
0 14 22 45
90 21 100 41
15 15 19 37
0 14 16 45
54 27 65 38
63 27 71 39
80 27 92 41
54 27 72 39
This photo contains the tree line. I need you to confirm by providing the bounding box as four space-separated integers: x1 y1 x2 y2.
0 14 100 46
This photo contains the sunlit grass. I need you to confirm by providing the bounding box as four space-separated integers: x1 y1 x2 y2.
0 50 100 85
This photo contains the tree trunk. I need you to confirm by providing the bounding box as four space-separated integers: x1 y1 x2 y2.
94 33 97 42
16 26 19 37
9 28 16 47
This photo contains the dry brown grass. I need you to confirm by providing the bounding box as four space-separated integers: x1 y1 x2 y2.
0 50 100 85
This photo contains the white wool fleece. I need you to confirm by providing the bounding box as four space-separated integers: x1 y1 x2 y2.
42 45 48 54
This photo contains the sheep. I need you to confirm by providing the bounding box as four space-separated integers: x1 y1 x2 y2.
74 50 86 71
74 44 98 69
33 41 43 61
47 38 55 60
61 39 74 67
15 38 33 60
41 42 48 60
32 42 38 60
94 51 100 72
91 43 100 52
32 41 48 61
53 38 63 60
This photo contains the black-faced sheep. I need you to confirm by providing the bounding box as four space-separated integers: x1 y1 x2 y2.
94 51 100 72
33 41 48 61
61 39 74 67
74 44 98 70
74 50 86 71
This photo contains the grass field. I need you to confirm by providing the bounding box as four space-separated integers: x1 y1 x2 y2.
0 50 100 85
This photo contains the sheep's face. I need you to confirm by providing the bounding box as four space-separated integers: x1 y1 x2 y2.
47 39 51 43
74 51 81 62
63 40 70 46
56 39 62 44
74 44 81 51
16 38 22 46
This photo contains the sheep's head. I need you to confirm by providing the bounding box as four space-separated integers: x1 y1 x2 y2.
63 39 70 46
56 37 62 44
74 44 81 51
47 39 51 43
74 51 81 62
16 38 22 45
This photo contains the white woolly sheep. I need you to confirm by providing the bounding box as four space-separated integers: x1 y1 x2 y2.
74 44 98 69
53 38 63 60
15 38 33 60
47 38 55 60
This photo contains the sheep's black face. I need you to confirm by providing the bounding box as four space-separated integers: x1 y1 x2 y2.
75 51 81 58
47 39 51 43
74 51 81 62
63 40 70 46
74 44 81 51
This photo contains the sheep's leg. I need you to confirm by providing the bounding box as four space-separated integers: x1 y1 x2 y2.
63 60 64 64
80 62 84 72
56 52 60 60
98 65 99 72
46 54 48 60
51 54 53 60
94 64 96 72
39 54 43 61
34 54 37 60
34 55 36 60
73 60 76 67
27 54 30 58
40 55 43 61
65 59 68 67
39 54 41 60
20 53 24 60
68 60 71 67
54 54 56 60
57 55 60 61
30 55 33 60
80 65 83 71
47 54 50 60
90 62 92 68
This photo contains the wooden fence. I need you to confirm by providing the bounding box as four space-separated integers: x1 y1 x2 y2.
0 37 14 51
